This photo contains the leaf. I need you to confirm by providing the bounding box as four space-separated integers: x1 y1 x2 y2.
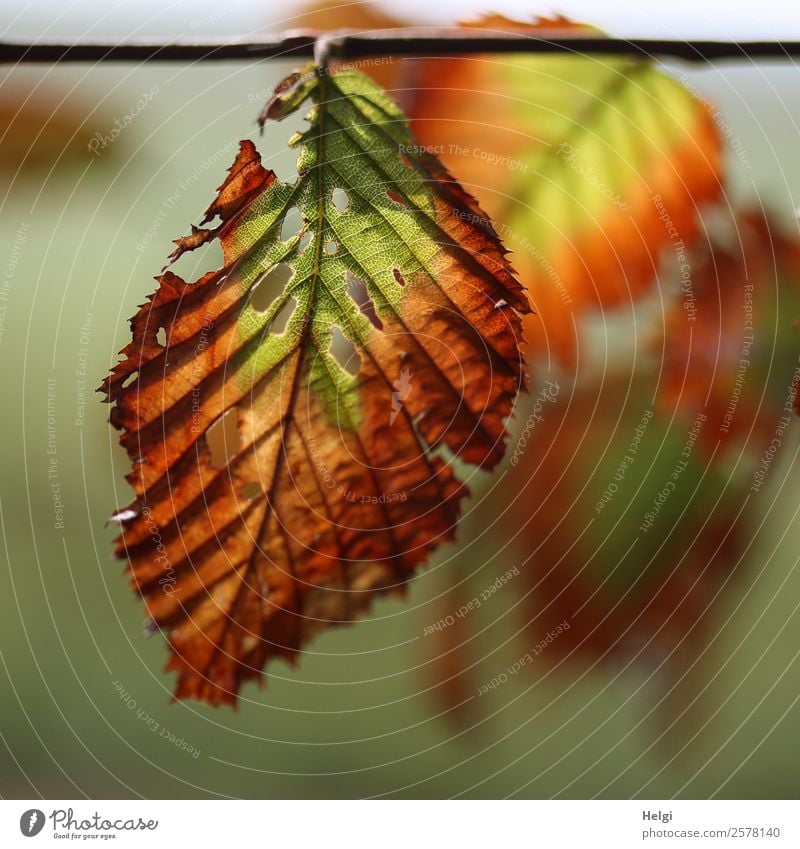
451 201 800 735
480 376 751 742
404 13 723 362
103 64 528 706
655 208 800 460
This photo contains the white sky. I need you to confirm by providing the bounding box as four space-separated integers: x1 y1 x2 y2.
4 0 800 40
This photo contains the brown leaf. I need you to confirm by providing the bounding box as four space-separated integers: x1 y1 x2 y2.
103 68 528 706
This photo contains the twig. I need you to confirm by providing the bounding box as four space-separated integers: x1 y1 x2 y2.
2 31 800 65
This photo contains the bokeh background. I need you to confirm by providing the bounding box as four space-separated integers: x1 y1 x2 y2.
3 0 800 799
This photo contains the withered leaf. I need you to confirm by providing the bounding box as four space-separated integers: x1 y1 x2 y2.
103 64 528 705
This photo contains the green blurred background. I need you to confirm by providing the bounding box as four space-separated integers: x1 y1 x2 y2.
2 0 800 799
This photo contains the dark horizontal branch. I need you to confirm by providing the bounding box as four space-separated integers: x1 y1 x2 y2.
3 30 800 65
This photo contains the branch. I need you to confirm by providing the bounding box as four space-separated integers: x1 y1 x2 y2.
3 30 800 64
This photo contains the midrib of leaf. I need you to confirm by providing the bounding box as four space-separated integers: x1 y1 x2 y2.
226 73 411 623
224 74 335 636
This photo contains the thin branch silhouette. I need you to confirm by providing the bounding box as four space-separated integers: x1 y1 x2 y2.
2 31 800 64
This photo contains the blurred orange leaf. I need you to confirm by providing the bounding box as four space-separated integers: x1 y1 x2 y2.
656 208 800 459
496 378 750 740
404 13 724 363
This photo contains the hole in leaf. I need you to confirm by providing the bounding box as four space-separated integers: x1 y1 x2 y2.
241 481 261 500
264 112 305 181
121 371 138 389
331 187 349 212
169 239 223 279
297 232 312 252
280 207 303 241
346 272 383 330
206 407 240 469
156 327 167 347
250 263 294 313
392 268 406 286
324 240 338 256
329 325 359 376
109 508 138 524
387 189 407 207
270 296 296 334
